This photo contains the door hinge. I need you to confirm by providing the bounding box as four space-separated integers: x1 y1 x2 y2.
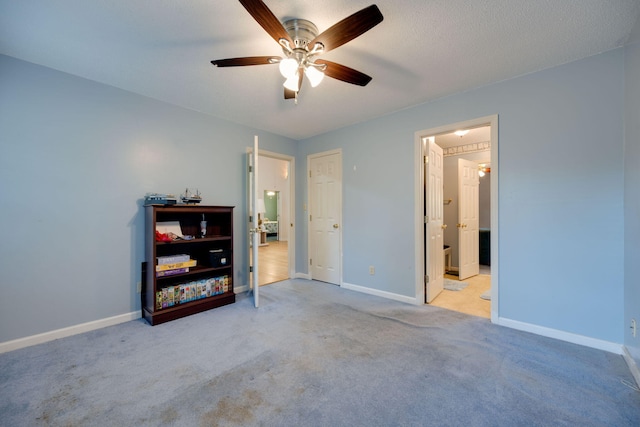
249 165 253 172
249 215 253 222
309 170 312 178
309 214 312 221
424 155 428 164
425 275 429 284
309 258 312 265
424 216 429 223
249 266 253 272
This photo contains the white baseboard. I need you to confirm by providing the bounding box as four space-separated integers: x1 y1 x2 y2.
341 281 419 305
0 311 141 354
496 317 624 355
623 346 640 388
234 284 250 294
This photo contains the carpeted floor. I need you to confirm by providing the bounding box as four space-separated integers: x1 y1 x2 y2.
1 279 638 426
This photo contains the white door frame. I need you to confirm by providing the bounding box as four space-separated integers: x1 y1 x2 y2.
257 149 296 281
307 149 343 285
249 137 260 307
414 115 499 322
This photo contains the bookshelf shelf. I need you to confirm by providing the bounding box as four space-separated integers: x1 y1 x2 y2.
142 205 235 325
156 235 232 245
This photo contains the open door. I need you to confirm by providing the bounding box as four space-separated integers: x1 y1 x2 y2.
458 158 479 280
248 136 260 307
425 137 445 303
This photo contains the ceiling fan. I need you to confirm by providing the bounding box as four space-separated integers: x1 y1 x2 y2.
211 0 384 102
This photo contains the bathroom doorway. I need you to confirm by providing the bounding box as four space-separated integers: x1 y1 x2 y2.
415 115 498 322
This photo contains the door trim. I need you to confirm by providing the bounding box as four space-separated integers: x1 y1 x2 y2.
414 115 499 322
307 149 343 285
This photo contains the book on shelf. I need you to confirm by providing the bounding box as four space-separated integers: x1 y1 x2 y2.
167 286 175 307
156 259 196 272
173 286 180 305
156 254 190 265
156 267 189 277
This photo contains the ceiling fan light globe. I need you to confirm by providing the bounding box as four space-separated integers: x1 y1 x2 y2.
279 58 298 78
305 66 325 87
283 73 300 91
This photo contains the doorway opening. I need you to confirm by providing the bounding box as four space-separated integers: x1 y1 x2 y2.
414 115 499 323
251 151 295 287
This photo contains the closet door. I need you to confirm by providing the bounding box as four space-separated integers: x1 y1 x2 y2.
458 158 479 280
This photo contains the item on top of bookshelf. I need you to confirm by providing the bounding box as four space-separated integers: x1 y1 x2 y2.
144 193 177 206
181 188 202 204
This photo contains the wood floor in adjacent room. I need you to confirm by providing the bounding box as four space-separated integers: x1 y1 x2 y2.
430 267 491 319
258 240 289 286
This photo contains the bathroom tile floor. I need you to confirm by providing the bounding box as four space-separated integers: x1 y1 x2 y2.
430 269 491 319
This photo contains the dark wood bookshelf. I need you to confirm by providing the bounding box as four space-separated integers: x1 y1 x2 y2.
142 205 235 325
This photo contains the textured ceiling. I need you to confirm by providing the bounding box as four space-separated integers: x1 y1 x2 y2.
1 0 639 140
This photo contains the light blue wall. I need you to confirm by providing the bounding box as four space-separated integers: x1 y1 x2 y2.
624 37 640 361
0 55 296 343
297 49 626 343
0 45 633 348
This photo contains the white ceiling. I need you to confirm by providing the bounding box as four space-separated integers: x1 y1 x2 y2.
1 0 639 140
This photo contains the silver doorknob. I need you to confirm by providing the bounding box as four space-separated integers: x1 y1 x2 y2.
333 224 339 229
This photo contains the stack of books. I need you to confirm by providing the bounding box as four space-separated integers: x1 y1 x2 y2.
156 254 196 277
155 275 230 310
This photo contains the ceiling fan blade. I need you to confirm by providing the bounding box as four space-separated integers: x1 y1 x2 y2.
239 0 294 46
284 88 296 99
309 5 383 53
315 60 373 86
211 56 279 67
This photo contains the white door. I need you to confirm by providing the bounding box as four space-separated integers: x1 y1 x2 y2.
248 137 260 307
308 151 342 284
458 158 479 280
425 137 445 303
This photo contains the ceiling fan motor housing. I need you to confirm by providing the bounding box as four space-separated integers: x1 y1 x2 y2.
282 19 319 51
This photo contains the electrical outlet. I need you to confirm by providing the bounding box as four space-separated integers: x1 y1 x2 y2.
137 282 142 293
632 319 637 338
369 266 375 275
